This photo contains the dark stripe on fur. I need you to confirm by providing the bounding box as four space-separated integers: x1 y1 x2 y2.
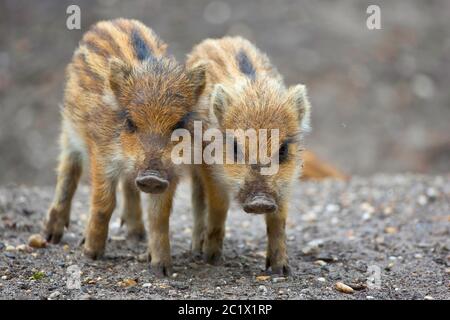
131 28 152 61
236 49 256 79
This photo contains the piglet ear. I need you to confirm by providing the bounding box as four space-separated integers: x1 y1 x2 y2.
287 84 312 133
210 84 230 124
109 58 132 98
186 63 207 98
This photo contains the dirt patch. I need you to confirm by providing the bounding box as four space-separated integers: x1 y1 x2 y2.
0 175 449 299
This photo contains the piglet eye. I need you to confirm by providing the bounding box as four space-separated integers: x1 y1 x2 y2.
278 142 289 163
125 118 137 133
173 112 195 131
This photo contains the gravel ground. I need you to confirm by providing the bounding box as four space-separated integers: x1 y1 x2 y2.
0 175 449 300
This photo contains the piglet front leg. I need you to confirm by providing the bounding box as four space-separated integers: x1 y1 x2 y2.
147 184 176 277
83 156 117 260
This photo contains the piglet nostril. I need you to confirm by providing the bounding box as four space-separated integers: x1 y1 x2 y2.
135 173 169 194
243 194 278 214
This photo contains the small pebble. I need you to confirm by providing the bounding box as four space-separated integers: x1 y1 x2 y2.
137 253 149 262
335 282 354 294
5 245 15 252
118 279 137 287
16 244 27 252
362 212 371 221
366 295 375 300
142 283 152 288
417 195 428 206
302 212 317 222
110 235 126 241
360 202 375 214
4 252 15 259
314 260 327 266
349 283 367 290
384 226 398 234
383 207 393 215
424 295 434 300
375 236 385 244
302 239 325 255
48 291 61 300
168 290 177 296
28 234 47 249
389 256 397 261
255 251 266 258
217 279 227 286
16 244 31 252
272 277 286 283
385 262 395 271
330 217 339 225
255 275 271 281
317 277 326 282
258 285 267 294
326 204 340 213
425 188 438 200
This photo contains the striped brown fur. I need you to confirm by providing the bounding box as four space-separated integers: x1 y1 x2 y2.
44 19 206 277
187 36 312 275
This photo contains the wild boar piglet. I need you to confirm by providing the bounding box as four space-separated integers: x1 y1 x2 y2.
45 19 205 276
187 36 311 275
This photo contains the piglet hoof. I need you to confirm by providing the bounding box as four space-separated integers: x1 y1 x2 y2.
203 250 223 266
83 245 104 260
193 251 203 261
121 217 146 242
44 208 68 244
45 229 63 245
151 262 173 278
126 228 146 242
266 257 292 276
270 264 292 276
191 238 204 261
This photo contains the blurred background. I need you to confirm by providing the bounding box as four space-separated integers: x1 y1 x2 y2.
0 0 449 185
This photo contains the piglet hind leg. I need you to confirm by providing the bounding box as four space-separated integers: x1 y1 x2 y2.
191 170 206 259
120 177 146 241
